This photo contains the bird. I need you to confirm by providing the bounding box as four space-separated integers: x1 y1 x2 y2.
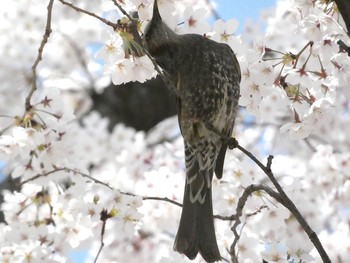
144 1 241 262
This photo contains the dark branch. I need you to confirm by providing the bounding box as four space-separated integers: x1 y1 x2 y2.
94 209 110 263
25 0 54 112
19 167 185 208
337 39 350 56
111 0 135 21
60 33 96 87
58 0 117 29
204 0 221 20
230 184 281 262
230 139 331 263
134 195 182 207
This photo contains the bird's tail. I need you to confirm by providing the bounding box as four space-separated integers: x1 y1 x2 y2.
173 170 221 262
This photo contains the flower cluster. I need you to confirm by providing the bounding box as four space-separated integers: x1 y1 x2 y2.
1 0 350 262
243 0 349 141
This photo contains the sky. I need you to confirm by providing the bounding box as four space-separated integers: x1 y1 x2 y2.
213 0 277 31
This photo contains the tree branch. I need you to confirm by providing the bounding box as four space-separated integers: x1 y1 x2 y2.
111 0 135 21
58 0 117 29
230 139 331 263
337 39 350 56
124 193 182 208
19 166 185 207
25 0 54 112
60 33 96 87
229 184 281 263
204 0 221 20
94 209 110 263
57 0 180 98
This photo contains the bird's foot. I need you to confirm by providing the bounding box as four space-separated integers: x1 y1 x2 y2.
204 121 238 150
228 137 238 150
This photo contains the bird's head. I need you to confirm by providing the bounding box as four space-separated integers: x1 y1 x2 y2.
144 0 177 55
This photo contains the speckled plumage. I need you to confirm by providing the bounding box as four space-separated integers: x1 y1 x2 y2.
144 1 241 262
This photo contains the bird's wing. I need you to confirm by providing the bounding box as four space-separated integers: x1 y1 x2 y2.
215 44 241 179
231 48 241 83
175 72 184 136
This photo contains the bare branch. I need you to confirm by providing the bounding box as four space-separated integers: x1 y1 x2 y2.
214 214 236 221
25 0 54 112
142 196 182 207
19 167 114 190
204 0 221 20
60 33 95 87
58 0 117 29
19 166 184 207
337 39 350 56
293 41 314 69
266 155 273 171
229 184 281 262
94 209 109 263
20 168 68 186
121 191 183 207
230 139 331 263
111 0 135 21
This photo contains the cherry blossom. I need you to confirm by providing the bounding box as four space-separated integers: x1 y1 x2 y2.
179 7 210 34
1 0 350 262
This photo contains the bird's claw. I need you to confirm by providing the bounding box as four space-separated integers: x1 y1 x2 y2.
228 137 238 150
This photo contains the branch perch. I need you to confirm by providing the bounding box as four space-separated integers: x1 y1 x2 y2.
229 138 331 263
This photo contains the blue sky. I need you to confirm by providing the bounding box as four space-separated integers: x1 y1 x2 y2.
214 0 277 31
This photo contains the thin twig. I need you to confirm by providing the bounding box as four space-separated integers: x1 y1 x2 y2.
58 0 117 29
229 184 280 263
20 167 114 190
214 205 267 222
19 166 185 208
142 196 182 207
20 168 68 186
111 0 135 21
230 139 331 263
145 51 180 97
293 40 314 69
204 0 221 20
94 209 109 263
110 0 180 97
304 138 317 152
266 155 273 171
337 39 350 56
60 32 95 87
214 214 236 221
120 190 182 207
57 0 180 99
25 0 54 112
